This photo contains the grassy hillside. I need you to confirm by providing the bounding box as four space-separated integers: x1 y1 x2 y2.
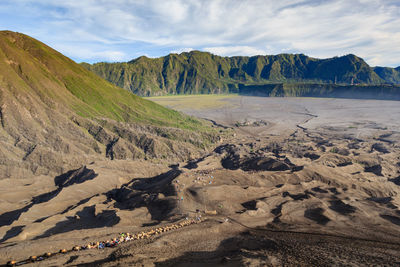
0 31 219 178
82 51 400 96
374 67 400 84
0 31 207 130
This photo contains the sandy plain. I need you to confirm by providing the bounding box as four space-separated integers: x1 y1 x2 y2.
1 95 400 266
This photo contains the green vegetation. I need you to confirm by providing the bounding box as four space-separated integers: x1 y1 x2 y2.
82 51 400 97
238 83 400 100
373 66 400 84
0 31 211 132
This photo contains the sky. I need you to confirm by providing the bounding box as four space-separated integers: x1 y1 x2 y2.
0 0 399 67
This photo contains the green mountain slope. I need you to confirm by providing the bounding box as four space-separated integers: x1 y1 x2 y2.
82 51 398 96
373 67 400 84
238 83 400 100
0 31 217 178
0 31 209 127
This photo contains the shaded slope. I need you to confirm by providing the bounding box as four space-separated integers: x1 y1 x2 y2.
82 51 398 96
373 66 400 84
0 31 218 178
238 83 400 100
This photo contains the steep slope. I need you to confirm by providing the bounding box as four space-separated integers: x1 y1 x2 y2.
238 83 400 100
82 51 393 96
0 31 218 179
374 66 400 84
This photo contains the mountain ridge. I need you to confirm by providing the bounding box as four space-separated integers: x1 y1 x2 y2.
0 31 218 179
82 51 400 96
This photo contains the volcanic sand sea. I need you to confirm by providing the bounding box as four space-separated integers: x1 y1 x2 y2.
150 95 400 134
1 96 400 266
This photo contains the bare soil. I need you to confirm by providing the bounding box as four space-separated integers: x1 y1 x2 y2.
1 96 400 266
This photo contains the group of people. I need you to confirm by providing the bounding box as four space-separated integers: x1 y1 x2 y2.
77 232 136 250
86 218 200 250
7 218 202 266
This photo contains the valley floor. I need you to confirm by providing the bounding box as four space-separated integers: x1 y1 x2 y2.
1 96 400 266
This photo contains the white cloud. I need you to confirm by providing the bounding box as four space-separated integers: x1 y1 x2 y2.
53 44 127 62
170 47 195 54
203 46 266 56
1 0 400 66
93 51 127 62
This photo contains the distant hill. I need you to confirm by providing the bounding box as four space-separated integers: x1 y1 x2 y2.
238 83 400 100
373 67 400 84
82 51 400 96
0 31 217 178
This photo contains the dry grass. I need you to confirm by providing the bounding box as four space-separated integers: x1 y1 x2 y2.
145 94 239 110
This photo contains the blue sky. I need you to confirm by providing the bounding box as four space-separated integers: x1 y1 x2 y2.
1 0 399 67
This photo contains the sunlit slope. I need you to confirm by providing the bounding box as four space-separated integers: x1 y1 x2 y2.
0 31 217 178
0 31 203 129
82 51 400 96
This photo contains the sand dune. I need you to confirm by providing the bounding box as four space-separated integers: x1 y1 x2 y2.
1 96 400 266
